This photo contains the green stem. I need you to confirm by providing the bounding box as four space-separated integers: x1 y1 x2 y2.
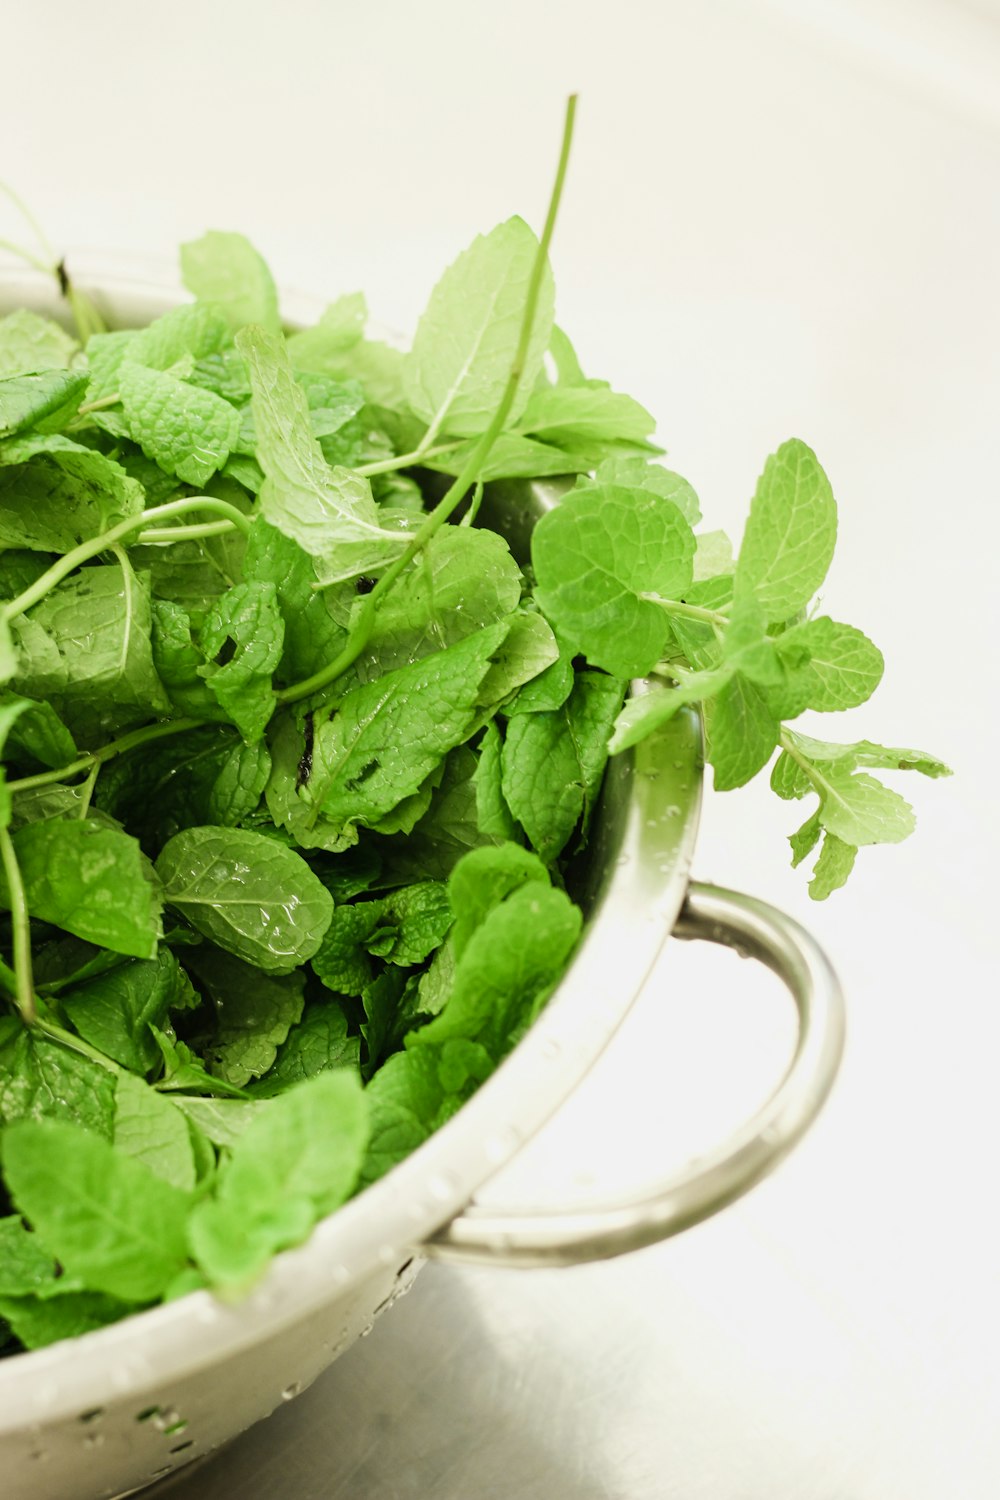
778 729 828 797
278 93 579 707
355 439 465 478
76 390 122 416
1 497 251 623
75 761 101 818
0 826 36 1023
642 593 730 629
0 179 56 265
137 519 239 544
0 953 18 999
0 237 53 275
5 716 203 794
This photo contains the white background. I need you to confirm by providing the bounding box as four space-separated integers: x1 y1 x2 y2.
3 2 999 1495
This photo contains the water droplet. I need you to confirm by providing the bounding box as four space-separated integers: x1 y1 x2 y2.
281 1382 301 1402
83 1431 105 1450
615 852 630 868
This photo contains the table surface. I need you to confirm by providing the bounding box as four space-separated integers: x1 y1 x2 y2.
4 2 999 1496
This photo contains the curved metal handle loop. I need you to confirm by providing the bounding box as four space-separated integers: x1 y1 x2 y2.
423 881 845 1268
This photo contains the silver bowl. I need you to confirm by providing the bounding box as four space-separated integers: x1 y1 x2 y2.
0 263 845 1500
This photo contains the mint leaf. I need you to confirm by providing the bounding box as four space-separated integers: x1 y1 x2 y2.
817 769 916 846
285 293 367 372
237 325 407 583
156 826 333 972
0 1291 137 1350
446 843 551 960
774 616 884 710
532 483 696 677
0 1017 116 1136
405 216 555 438
808 832 857 900
0 448 143 552
126 300 230 371
188 1071 368 1288
516 384 656 446
11 559 170 741
63 948 194 1075
0 691 76 770
180 231 281 336
609 667 732 755
788 808 822 867
0 1215 64 1295
734 439 837 621
242 519 347 682
119 362 239 487
475 610 560 708
0 310 78 378
182 946 306 1086
361 1042 488 1185
2 1119 191 1302
580 457 700 524
501 671 624 860
307 622 510 834
250 1002 359 1098
198 581 284 742
1 819 162 958
474 721 521 841
0 369 88 440
113 1073 197 1191
771 730 952 799
704 674 779 790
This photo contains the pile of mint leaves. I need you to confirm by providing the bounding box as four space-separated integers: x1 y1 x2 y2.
0 209 947 1356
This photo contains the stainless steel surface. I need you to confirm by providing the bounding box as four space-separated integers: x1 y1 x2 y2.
426 881 845 1266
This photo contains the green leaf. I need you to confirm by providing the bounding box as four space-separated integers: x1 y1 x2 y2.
516 384 656 445
250 1001 359 1098
0 1290 137 1349
312 903 378 995
692 529 734 580
307 622 510 834
169 1095 266 1148
0 1215 64 1296
119 362 239 487
504 632 574 715
771 730 952 799
808 832 857 899
0 1017 116 1136
579 458 700 524
126 300 230 371
774 616 884 710
0 309 78 379
733 439 837 621
0 819 162 958
474 721 521 842
405 216 555 438
63 948 194 1075
97 725 270 854
180 230 281 336
198 581 284 742
242 519 347 682
609 667 732 755
156 826 333 972
0 691 76 768
423 432 595 482
237 325 406 583
532 483 695 677
446 843 551 961
788 808 822 867
188 1071 369 1288
0 448 144 552
182 945 306 1086
349 527 522 685
413 882 581 1057
2 1119 192 1302
113 1073 197 1191
149 1027 250 1099
11 559 170 742
381 745 504 883
361 1042 489 1185
817 770 916 846
704 674 779 790
475 610 560 709
0 369 88 440
500 671 624 861
285 293 367 372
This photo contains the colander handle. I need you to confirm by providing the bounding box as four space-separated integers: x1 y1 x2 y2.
422 881 845 1268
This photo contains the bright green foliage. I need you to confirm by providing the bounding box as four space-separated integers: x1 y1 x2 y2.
405 216 554 438
0 199 943 1354
180 230 282 336
532 482 696 677
156 826 333 972
2 1120 192 1301
188 1071 368 1287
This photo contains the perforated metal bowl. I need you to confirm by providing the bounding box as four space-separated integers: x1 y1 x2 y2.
0 265 845 1499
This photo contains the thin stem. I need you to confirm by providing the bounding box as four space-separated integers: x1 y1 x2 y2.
76 391 122 415
0 237 54 275
138 519 239 544
278 93 579 707
779 729 828 797
0 826 36 1023
355 439 464 478
5 716 203 794
641 593 730 629
0 179 56 265
1 496 251 623
75 762 100 818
